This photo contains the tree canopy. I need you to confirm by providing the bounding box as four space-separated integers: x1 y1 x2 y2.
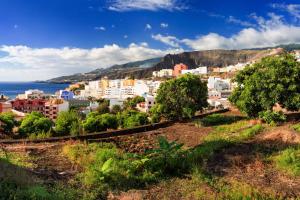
152 74 208 120
83 112 118 133
19 112 52 136
123 96 145 110
0 112 16 135
55 111 81 136
229 54 300 117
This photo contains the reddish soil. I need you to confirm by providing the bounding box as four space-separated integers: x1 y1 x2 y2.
4 143 76 183
255 124 300 144
106 122 212 153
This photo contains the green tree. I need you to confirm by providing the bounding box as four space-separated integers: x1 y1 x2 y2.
111 104 122 114
229 54 300 117
19 112 52 137
82 112 118 133
55 111 81 136
117 110 149 128
153 74 208 120
97 100 110 114
123 96 145 110
0 112 16 135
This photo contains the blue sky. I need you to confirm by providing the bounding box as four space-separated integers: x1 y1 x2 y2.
1 0 300 81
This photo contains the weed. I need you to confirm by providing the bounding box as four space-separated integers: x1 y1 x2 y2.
291 123 300 133
273 147 300 176
195 114 244 127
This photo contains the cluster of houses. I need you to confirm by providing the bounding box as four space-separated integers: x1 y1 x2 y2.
152 62 248 78
0 62 250 122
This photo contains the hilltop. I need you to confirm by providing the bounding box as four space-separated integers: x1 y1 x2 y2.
47 44 300 83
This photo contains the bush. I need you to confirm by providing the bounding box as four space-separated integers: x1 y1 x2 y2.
62 139 189 199
195 114 242 127
110 104 122 114
123 96 145 110
19 112 53 137
118 110 149 128
55 111 81 136
0 112 16 135
28 131 52 140
97 101 110 114
258 111 286 126
82 113 118 133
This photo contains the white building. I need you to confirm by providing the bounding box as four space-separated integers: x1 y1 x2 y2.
152 69 173 77
207 76 230 91
181 66 208 75
17 89 53 100
136 95 155 112
44 99 69 121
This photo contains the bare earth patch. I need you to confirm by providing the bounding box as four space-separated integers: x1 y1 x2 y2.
4 143 77 183
256 124 300 144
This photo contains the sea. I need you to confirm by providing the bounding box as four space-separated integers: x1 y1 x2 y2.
0 82 70 99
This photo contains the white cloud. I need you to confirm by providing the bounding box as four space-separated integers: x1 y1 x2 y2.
271 3 300 19
107 0 187 12
152 34 180 47
160 23 169 28
0 44 183 81
227 16 255 27
154 13 300 50
94 26 106 31
145 24 152 30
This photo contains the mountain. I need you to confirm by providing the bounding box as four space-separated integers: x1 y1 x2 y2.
48 44 300 83
48 57 162 83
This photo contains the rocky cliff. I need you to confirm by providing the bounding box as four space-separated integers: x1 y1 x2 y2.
48 47 289 83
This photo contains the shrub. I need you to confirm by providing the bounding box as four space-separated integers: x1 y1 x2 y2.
123 96 145 110
110 104 122 114
97 101 110 114
55 111 81 136
118 110 149 128
258 110 286 126
195 114 242 127
0 112 16 135
19 112 53 137
28 131 52 140
82 113 118 133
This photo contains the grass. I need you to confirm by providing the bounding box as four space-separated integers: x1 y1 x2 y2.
291 123 300 133
272 146 300 176
62 141 190 199
0 149 34 168
28 131 52 140
195 114 245 127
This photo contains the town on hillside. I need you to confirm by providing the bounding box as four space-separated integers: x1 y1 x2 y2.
1 50 300 123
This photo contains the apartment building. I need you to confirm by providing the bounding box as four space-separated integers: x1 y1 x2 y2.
17 89 52 100
0 102 12 113
11 99 46 113
44 99 69 121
